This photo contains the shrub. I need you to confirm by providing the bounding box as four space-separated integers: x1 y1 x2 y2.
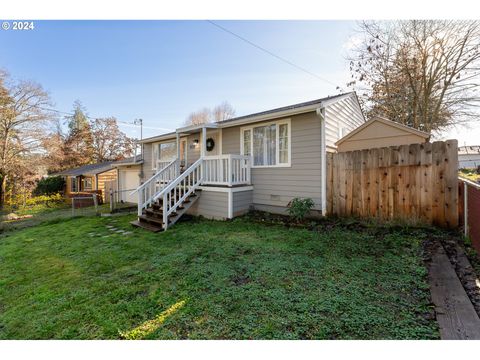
287 197 315 221
33 176 65 196
5 193 65 212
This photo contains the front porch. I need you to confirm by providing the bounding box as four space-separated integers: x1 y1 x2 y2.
132 124 253 231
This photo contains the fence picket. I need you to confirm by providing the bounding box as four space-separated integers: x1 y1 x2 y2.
327 140 458 228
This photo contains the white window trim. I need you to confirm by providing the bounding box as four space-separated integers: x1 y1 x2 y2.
240 118 291 168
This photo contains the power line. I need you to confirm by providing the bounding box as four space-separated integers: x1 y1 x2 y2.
36 106 171 131
206 20 342 90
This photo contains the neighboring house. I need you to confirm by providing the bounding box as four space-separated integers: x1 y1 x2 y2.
335 116 430 152
55 155 143 202
129 92 365 231
458 145 480 169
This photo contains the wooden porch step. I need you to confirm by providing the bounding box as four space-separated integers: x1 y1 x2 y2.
138 214 165 226
130 220 163 233
144 209 178 218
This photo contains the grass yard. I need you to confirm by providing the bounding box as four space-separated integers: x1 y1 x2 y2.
0 214 439 339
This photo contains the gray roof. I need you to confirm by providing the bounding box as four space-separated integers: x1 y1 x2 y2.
217 92 354 126
55 162 116 177
141 92 355 144
113 155 143 165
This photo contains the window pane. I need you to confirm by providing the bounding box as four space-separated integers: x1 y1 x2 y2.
243 129 251 156
252 124 276 166
266 124 276 165
253 126 264 166
159 142 177 161
279 123 288 164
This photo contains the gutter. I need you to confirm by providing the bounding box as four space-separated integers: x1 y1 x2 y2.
316 107 327 216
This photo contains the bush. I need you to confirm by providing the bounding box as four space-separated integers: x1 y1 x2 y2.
33 176 65 196
5 193 65 212
287 197 315 221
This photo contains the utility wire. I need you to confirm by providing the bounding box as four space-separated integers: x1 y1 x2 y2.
36 106 171 131
206 20 342 90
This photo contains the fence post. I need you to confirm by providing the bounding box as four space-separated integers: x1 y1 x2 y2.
464 182 468 237
71 197 75 217
110 188 114 213
93 194 98 214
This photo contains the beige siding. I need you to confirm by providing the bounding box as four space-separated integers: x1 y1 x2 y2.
325 96 365 148
97 169 117 201
222 112 323 210
336 120 427 152
142 142 154 180
233 189 253 216
187 190 229 220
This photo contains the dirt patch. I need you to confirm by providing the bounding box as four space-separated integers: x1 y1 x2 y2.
231 268 251 286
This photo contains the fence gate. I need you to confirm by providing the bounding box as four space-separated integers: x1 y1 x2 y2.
326 140 458 228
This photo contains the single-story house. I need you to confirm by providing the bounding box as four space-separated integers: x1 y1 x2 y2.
458 145 480 169
128 92 366 231
335 116 430 152
55 155 143 202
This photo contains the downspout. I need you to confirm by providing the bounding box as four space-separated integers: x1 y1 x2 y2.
316 107 327 216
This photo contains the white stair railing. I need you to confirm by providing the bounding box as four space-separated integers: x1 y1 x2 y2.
157 158 203 230
131 159 179 216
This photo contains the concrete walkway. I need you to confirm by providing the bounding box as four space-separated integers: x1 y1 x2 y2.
428 245 480 340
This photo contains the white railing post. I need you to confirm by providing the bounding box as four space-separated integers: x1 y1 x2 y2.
247 156 251 185
137 190 142 216
227 155 233 186
163 192 168 229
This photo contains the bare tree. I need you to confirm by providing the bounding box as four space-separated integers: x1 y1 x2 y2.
348 20 480 133
0 70 54 207
184 101 236 126
213 101 236 122
90 117 135 162
184 107 211 126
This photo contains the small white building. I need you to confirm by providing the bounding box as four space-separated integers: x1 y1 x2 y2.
458 145 480 169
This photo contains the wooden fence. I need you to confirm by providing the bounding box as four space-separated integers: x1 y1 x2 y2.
326 140 458 228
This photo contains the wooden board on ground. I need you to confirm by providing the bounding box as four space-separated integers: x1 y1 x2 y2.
428 245 480 340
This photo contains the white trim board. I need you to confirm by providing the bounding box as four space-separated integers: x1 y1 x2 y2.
198 185 254 193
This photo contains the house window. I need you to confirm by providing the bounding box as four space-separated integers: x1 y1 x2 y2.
152 141 177 170
241 119 291 167
70 177 78 192
83 177 93 191
242 129 251 156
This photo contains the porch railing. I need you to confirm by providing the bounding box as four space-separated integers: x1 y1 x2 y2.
202 154 251 186
131 158 179 216
157 158 203 230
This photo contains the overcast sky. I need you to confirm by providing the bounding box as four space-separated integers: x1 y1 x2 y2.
0 20 478 144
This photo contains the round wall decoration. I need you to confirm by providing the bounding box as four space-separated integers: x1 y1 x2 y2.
206 137 215 152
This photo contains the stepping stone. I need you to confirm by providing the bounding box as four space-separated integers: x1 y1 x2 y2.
123 231 133 235
106 225 114 228
102 235 110 238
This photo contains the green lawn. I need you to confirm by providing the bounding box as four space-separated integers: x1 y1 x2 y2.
0 214 439 339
